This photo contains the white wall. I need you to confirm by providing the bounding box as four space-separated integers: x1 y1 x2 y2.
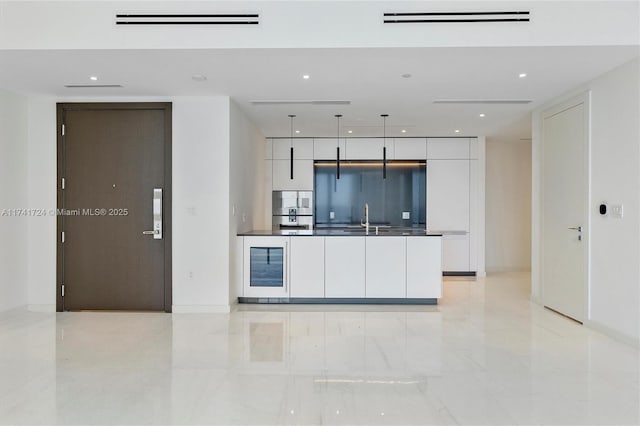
532 57 640 345
172 97 231 313
228 100 266 304
0 89 28 312
485 139 532 272
25 96 234 312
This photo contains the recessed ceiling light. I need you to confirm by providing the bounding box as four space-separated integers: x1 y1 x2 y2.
347 130 353 134
302 75 310 79
192 74 207 82
519 73 527 78
401 73 412 78
454 129 460 133
89 76 98 81
479 113 486 117
401 129 407 133
295 130 300 134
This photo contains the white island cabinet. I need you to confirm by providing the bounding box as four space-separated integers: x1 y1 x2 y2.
407 237 442 298
365 237 406 298
290 237 325 298
325 237 366 298
239 234 442 302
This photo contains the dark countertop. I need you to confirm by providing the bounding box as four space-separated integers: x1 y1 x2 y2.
238 228 443 237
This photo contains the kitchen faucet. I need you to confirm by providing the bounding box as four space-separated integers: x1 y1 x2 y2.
361 203 370 235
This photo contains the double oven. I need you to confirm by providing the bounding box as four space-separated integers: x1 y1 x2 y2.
272 190 313 230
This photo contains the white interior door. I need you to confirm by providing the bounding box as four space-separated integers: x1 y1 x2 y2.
542 96 588 322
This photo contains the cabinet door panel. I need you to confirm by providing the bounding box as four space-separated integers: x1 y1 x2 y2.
314 138 346 160
406 237 442 298
325 237 365 297
427 138 470 159
273 138 314 160
290 237 325 297
394 138 426 160
442 233 470 272
365 237 406 298
427 159 470 232
346 138 387 160
272 159 313 190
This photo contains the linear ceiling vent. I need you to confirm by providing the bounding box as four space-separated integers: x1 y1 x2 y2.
384 11 529 24
64 84 124 88
433 99 532 105
251 100 351 106
115 13 259 25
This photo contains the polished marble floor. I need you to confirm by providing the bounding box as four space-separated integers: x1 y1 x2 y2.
0 272 638 425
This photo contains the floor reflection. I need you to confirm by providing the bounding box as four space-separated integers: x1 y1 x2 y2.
0 272 638 425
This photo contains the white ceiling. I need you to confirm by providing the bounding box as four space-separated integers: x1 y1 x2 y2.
0 46 637 139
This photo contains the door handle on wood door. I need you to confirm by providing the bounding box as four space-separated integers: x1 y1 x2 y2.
142 188 163 239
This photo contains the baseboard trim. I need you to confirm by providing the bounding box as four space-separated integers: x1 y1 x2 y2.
238 297 438 305
28 304 56 312
172 304 231 313
584 319 640 349
443 271 476 277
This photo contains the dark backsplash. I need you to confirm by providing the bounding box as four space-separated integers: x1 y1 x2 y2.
314 161 426 227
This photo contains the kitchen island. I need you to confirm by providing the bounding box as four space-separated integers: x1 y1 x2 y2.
236 229 442 304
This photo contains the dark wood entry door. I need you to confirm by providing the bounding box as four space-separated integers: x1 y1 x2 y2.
57 103 172 312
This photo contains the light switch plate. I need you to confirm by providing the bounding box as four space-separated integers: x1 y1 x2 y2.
402 211 410 219
329 211 335 219
611 204 624 218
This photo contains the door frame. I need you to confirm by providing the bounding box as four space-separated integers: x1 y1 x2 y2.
56 102 173 312
539 92 591 322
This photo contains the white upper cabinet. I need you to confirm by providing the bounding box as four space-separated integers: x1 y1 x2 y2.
272 138 314 160
345 138 391 160
394 138 427 160
313 138 346 160
265 138 273 160
272 159 314 191
469 137 479 160
427 159 470 232
427 138 470 159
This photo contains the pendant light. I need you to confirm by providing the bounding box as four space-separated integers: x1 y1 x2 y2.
381 114 388 179
335 114 342 179
288 114 296 180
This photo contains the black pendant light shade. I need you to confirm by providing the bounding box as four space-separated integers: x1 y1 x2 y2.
381 114 388 179
288 114 295 180
335 114 342 180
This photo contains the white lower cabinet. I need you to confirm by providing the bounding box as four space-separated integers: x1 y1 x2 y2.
407 237 442 298
240 235 443 300
325 237 366 298
290 237 325 298
442 233 470 272
365 237 406 298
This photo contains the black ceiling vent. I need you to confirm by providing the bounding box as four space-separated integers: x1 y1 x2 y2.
115 13 259 25
384 11 529 24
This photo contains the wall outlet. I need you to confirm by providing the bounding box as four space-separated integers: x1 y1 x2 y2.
187 207 196 216
329 211 335 219
611 204 624 218
188 271 194 280
402 211 410 220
